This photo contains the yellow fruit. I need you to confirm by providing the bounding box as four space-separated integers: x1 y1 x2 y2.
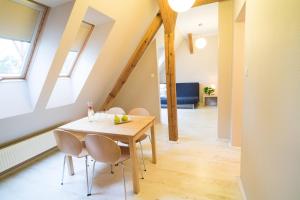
114 115 121 124
122 115 128 122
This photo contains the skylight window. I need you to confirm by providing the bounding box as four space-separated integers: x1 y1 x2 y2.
59 21 94 77
0 0 47 80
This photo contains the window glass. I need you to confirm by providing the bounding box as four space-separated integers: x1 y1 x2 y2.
59 22 93 77
59 51 79 77
0 0 46 79
0 38 30 75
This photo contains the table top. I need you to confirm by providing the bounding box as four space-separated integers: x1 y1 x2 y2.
59 113 155 137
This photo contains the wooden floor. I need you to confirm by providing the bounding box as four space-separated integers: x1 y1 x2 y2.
0 107 242 200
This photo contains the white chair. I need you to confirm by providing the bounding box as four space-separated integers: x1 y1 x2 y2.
85 134 130 200
106 107 126 115
105 107 126 173
53 129 89 196
123 108 151 176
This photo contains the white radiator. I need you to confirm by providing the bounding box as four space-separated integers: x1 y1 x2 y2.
0 131 56 173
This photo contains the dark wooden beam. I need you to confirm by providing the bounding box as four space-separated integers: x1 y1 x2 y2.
164 32 178 141
188 33 194 54
157 0 179 141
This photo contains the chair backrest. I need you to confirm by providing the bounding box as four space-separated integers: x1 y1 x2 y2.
53 129 83 156
128 108 150 116
85 134 121 164
106 107 126 115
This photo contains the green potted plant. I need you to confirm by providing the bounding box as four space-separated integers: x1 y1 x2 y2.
204 86 215 96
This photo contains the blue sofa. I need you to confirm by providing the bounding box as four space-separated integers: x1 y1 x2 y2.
160 82 199 108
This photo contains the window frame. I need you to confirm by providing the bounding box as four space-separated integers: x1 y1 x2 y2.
59 21 94 78
0 0 48 80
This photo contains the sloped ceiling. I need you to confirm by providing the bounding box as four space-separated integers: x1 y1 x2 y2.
34 0 73 7
177 2 219 36
0 0 159 145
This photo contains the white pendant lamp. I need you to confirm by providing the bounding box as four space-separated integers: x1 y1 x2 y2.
168 0 196 13
195 38 207 49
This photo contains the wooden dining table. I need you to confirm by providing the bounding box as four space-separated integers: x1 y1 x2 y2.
58 113 157 194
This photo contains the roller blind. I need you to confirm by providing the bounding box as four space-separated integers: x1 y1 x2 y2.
71 22 93 52
0 0 42 42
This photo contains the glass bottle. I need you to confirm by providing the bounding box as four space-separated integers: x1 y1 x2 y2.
87 102 94 122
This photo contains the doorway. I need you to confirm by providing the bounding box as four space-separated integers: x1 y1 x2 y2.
155 3 219 140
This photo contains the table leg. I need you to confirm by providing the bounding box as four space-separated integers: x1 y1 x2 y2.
150 124 157 164
128 138 140 194
66 156 74 176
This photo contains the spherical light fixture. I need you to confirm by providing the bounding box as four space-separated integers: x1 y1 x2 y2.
195 38 207 49
168 0 196 13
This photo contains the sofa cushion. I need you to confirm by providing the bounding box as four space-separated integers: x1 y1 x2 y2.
160 97 167 104
161 97 199 105
177 97 199 104
160 82 200 106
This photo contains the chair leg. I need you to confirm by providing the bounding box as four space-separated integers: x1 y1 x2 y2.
139 141 146 172
85 156 89 196
139 160 144 180
61 155 66 185
121 163 127 200
88 160 96 196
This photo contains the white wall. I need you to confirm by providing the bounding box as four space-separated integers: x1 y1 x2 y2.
234 0 246 20
0 80 32 119
217 0 233 139
0 0 159 145
47 18 114 109
241 0 300 199
112 41 161 122
231 6 245 147
27 2 74 108
0 2 74 120
175 35 218 100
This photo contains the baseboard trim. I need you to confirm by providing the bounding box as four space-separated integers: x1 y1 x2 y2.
238 177 248 200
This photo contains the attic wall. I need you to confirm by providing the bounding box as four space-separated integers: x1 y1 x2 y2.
231 20 244 147
217 0 233 139
159 64 166 83
88 0 159 110
0 0 159 145
234 0 246 20
175 35 218 101
111 41 161 122
241 0 300 199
